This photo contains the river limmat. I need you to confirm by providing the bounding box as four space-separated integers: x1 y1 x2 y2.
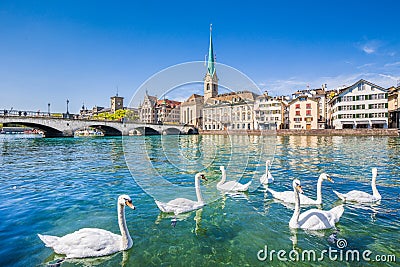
0 134 398 266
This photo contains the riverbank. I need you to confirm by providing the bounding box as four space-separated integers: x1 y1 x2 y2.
199 128 400 136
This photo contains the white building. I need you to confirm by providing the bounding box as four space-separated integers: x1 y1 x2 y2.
329 79 388 129
254 92 288 129
203 91 258 131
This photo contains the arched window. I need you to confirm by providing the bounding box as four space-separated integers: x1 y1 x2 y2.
207 84 210 90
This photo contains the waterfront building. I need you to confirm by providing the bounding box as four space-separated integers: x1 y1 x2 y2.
254 92 289 129
138 92 158 124
203 91 258 130
388 86 400 128
180 94 204 127
156 99 181 124
292 86 329 129
329 79 388 129
288 95 319 130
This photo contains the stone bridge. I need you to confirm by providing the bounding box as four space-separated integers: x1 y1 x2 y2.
0 115 198 137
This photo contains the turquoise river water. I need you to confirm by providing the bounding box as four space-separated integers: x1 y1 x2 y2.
0 134 399 266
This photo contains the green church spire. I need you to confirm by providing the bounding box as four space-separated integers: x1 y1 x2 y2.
207 24 215 76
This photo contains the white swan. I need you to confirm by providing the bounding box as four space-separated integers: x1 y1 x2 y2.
155 173 207 214
289 179 344 230
268 173 333 205
38 195 135 258
333 168 381 203
217 166 252 192
260 160 274 184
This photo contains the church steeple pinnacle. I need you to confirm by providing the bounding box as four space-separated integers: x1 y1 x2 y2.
204 24 218 101
207 24 216 76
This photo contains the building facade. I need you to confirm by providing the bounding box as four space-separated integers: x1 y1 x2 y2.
329 80 388 129
138 92 158 124
156 99 181 124
203 91 258 131
388 86 400 128
180 94 204 127
254 92 288 129
288 95 319 130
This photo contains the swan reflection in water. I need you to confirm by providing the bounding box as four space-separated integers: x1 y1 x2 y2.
44 250 129 267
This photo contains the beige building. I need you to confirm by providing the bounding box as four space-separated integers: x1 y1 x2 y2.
156 99 181 124
254 92 288 129
388 86 400 128
138 92 158 123
329 79 388 129
288 95 319 130
180 94 204 127
203 91 258 131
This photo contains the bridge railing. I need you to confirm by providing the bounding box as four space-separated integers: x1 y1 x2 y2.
0 109 132 123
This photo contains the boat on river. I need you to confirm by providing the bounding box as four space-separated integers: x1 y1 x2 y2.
74 128 104 137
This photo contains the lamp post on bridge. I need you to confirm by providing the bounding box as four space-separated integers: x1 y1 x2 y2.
48 103 50 116
66 99 69 117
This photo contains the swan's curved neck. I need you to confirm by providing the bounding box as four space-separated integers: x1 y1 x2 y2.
265 162 269 174
195 176 204 203
371 172 381 199
118 204 132 250
316 177 323 204
218 169 226 186
290 186 300 227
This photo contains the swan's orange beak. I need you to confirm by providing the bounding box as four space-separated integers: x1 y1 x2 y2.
327 176 334 183
297 185 304 194
126 200 136 210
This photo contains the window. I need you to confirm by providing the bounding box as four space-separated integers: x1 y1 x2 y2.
306 104 311 109
295 104 300 109
306 110 311 116
296 111 300 116
294 117 302 122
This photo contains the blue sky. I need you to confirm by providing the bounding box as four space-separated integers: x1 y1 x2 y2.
1 0 399 113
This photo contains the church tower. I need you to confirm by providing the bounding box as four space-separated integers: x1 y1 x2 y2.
204 24 218 101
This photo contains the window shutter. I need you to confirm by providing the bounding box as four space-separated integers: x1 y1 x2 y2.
385 103 388 108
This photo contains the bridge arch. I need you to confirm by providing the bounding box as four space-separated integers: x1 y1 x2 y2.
82 124 122 136
129 126 160 135
2 121 63 137
162 127 182 135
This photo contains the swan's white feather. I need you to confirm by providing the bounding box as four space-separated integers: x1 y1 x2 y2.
39 228 121 258
268 189 320 205
333 189 380 203
218 166 251 192
38 195 134 259
217 180 251 192
155 198 204 214
293 205 344 230
333 168 381 203
289 179 344 230
260 172 274 184
155 173 206 215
